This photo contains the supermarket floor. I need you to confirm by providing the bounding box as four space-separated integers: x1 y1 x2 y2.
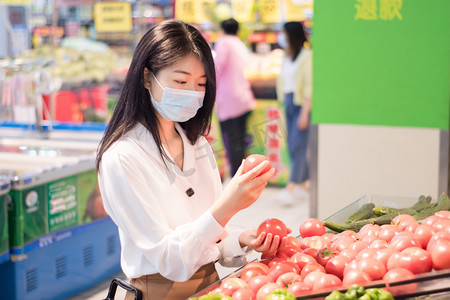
68 185 310 300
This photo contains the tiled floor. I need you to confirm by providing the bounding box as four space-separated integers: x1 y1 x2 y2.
69 185 310 300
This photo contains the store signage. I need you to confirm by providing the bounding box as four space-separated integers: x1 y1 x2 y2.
0 0 32 5
231 0 254 23
175 0 215 24
355 0 403 20
94 2 132 33
286 0 313 21
260 0 281 23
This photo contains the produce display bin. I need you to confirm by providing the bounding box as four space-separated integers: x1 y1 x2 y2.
0 217 121 300
0 176 11 264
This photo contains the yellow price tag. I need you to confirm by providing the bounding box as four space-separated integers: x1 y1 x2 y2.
94 2 132 33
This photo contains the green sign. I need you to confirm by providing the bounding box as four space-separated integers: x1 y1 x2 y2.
0 193 9 257
312 0 450 129
48 176 78 232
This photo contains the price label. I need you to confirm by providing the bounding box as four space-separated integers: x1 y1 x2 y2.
231 0 254 23
94 2 132 33
260 0 281 23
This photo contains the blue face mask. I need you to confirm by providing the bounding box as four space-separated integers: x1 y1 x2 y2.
149 73 205 122
278 32 288 49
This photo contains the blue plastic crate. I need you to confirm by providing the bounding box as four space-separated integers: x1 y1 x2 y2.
0 217 121 300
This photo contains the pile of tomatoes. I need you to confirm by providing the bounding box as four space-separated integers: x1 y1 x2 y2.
206 211 450 300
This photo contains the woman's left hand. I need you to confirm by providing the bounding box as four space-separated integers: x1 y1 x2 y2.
239 229 292 257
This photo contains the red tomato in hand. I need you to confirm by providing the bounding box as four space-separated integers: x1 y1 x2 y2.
243 154 271 176
299 218 326 238
257 218 288 239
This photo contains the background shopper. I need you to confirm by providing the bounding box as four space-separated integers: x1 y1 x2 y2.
274 21 312 205
96 20 284 300
214 18 256 177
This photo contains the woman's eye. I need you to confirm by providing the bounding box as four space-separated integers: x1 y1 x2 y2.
175 80 186 84
198 83 207 87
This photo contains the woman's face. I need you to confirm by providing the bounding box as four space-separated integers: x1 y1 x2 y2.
145 53 207 103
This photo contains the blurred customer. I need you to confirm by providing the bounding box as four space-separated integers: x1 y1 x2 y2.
275 21 312 205
214 18 256 177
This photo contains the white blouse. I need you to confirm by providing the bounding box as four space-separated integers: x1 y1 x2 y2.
98 122 248 281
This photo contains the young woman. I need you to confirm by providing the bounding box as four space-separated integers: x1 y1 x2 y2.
96 20 285 299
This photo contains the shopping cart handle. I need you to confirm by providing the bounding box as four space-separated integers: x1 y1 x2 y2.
103 278 142 300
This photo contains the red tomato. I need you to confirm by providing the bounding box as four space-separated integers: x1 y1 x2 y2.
374 248 398 269
387 247 432 274
357 257 387 280
343 259 359 276
255 283 281 300
267 261 300 281
241 262 270 275
422 215 443 226
348 241 370 253
359 225 381 244
331 230 357 242
299 262 325 280
302 247 319 258
342 269 372 288
289 252 317 270
299 218 325 238
287 281 312 296
355 248 379 261
338 248 359 261
405 222 420 233
247 275 274 295
240 268 266 282
315 247 339 267
414 224 437 249
432 219 450 232
220 278 247 296
303 271 327 289
267 258 287 268
435 210 450 219
325 255 351 279
368 239 389 250
390 232 421 252
300 236 329 250
257 218 288 239
429 239 450 270
321 232 336 243
426 231 450 251
392 214 417 231
232 288 255 300
378 224 400 242
383 268 417 296
330 236 355 252
278 236 302 257
243 154 271 176
276 272 301 287
312 273 342 292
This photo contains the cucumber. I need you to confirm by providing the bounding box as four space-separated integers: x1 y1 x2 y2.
413 193 450 221
345 203 376 223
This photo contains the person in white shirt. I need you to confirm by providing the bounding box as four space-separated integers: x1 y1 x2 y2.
96 20 285 300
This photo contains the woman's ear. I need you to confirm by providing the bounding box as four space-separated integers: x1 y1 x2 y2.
143 68 152 90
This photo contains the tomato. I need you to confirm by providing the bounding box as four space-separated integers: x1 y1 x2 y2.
421 215 443 226
299 262 325 280
426 231 450 251
405 222 420 233
267 261 300 281
374 248 398 269
303 271 327 289
240 267 267 282
232 288 255 300
378 224 400 242
312 273 342 292
220 278 247 296
387 247 432 274
392 214 417 231
414 224 436 249
289 252 316 270
278 236 302 257
321 232 336 243
243 154 271 176
355 248 379 261
383 268 417 296
342 269 372 288
299 218 325 238
368 239 389 250
432 219 450 232
429 238 450 270
338 248 359 261
325 255 351 279
287 281 312 296
247 275 274 295
300 236 328 250
276 272 301 287
257 218 288 239
390 232 421 251
435 210 450 219
343 259 359 276
330 236 355 252
359 225 381 244
302 247 319 258
241 262 270 275
267 258 287 269
356 257 387 280
315 247 338 267
255 283 281 300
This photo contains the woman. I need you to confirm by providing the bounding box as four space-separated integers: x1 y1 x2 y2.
96 20 284 300
275 21 312 206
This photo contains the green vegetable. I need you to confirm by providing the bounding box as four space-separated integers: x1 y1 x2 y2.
413 193 450 221
345 284 366 299
372 207 416 217
266 289 296 300
377 289 395 300
324 290 346 300
323 214 394 233
346 203 376 223
411 195 433 211
194 294 232 300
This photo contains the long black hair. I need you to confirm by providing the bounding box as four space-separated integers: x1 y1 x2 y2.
96 19 216 170
284 21 307 61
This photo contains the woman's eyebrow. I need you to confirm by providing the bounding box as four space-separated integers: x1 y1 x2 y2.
173 70 207 77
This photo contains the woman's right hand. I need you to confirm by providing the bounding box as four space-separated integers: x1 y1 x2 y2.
210 160 275 227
